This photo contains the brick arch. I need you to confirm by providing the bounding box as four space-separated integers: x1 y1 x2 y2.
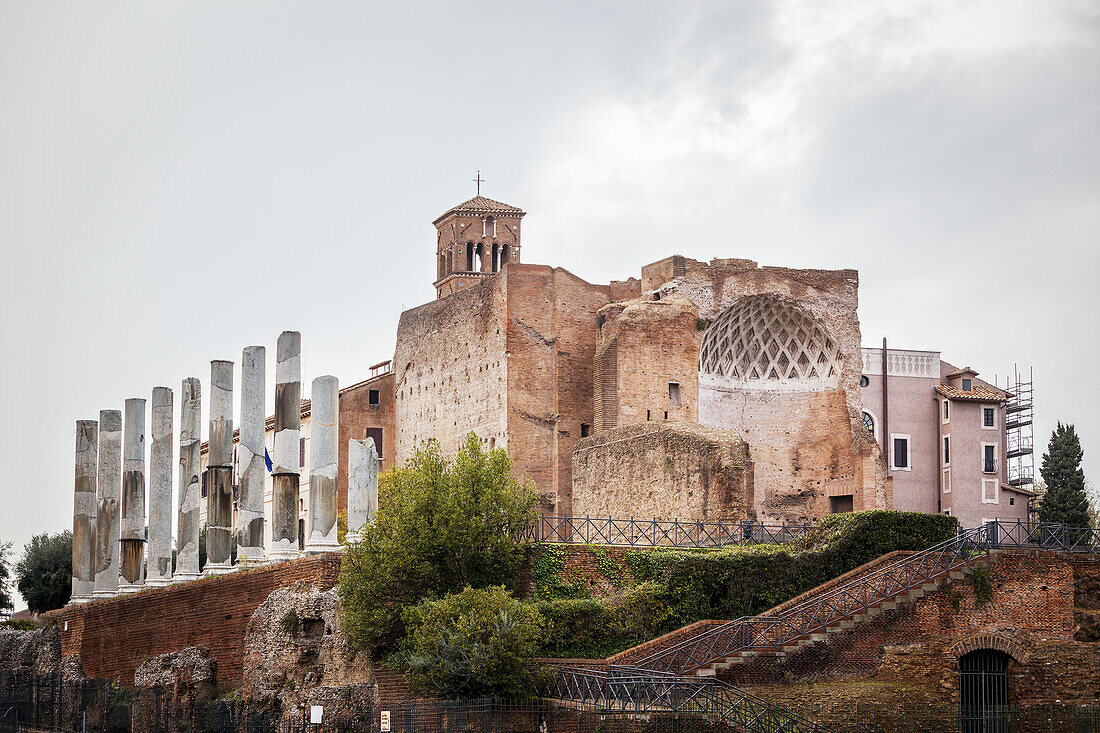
949 634 1029 666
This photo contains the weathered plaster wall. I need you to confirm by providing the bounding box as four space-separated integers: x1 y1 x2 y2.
571 422 752 521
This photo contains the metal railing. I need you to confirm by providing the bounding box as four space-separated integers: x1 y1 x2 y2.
547 665 829 732
980 519 1099 553
631 524 992 674
529 515 813 548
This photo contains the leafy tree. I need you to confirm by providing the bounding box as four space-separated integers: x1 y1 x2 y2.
403 586 546 698
1037 422 1090 527
16 531 72 614
339 433 538 653
0 541 13 613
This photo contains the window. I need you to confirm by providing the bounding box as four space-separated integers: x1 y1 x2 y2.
942 468 951 494
860 375 869 387
944 508 952 516
483 216 496 238
298 518 305 550
368 389 380 406
942 400 950 423
668 382 681 407
580 423 591 438
201 471 208 498
466 242 475 271
891 435 911 471
982 443 997 474
491 242 500 272
646 410 652 421
862 411 876 439
983 407 996 429
365 427 384 460
829 495 854 514
1008 497 1014 506
943 436 951 466
982 478 999 504
300 438 307 468
962 378 972 391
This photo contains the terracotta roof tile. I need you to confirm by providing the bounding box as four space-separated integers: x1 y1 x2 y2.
935 383 1010 402
946 366 979 378
434 196 525 223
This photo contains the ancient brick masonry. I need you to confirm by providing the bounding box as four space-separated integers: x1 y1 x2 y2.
43 555 340 688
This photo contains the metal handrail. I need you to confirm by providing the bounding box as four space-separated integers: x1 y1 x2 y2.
546 665 829 732
633 525 992 673
529 515 814 548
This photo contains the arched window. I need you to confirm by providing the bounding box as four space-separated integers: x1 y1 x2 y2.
501 244 510 265
475 243 484 272
445 249 453 275
466 243 475 272
483 216 496 238
438 253 445 280
862 411 877 440
492 243 500 272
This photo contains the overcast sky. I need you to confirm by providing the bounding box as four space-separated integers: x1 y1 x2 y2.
1 2 1097 609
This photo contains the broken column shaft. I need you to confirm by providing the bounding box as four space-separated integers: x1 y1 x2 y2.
119 398 146 593
71 420 98 604
93 409 122 597
270 331 302 562
205 360 235 575
175 378 201 582
237 346 266 565
346 436 379 543
306 375 340 553
146 387 173 586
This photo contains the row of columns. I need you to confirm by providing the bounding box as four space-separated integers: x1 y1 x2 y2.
70 331 380 603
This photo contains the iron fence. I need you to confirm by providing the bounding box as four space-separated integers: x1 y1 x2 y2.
981 520 1100 553
529 516 814 548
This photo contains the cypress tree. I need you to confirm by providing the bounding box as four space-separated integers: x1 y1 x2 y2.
1037 422 1090 527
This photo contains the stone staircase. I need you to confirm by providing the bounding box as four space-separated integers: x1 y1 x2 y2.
607 530 990 676
691 559 983 677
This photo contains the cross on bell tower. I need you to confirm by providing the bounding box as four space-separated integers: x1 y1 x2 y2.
473 171 485 195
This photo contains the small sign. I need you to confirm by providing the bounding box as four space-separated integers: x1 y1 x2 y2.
310 706 323 724
380 710 391 731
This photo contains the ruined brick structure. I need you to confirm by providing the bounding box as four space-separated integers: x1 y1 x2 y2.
392 198 888 521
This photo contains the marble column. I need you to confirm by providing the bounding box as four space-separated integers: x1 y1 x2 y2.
346 436 379 543
146 387 173 586
237 346 266 565
270 331 302 562
71 420 98 604
204 360 235 575
175 378 202 582
93 409 122 597
305 376 340 553
119 398 146 593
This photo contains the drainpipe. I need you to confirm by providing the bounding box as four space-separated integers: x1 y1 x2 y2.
881 337 890 472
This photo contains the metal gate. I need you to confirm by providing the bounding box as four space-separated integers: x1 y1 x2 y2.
960 649 1013 733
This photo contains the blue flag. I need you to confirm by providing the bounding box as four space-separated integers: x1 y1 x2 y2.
264 448 273 472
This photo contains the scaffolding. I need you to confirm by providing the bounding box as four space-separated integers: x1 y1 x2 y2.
1005 365 1034 487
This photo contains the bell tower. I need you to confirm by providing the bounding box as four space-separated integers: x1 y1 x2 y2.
433 194 525 299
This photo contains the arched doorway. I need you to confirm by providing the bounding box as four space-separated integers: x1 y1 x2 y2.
959 649 1010 732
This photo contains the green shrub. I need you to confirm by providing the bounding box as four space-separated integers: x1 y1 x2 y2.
339 434 538 653
402 586 547 698
972 566 993 604
0 619 36 631
536 511 958 658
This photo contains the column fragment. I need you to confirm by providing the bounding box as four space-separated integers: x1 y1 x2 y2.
71 420 98 604
93 409 122 597
176 378 201 582
237 346 266 564
270 331 301 562
346 437 379 543
306 376 339 553
205 360 234 575
119 399 146 593
146 387 173 586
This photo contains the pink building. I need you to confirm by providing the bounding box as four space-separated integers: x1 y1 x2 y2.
859 346 1033 528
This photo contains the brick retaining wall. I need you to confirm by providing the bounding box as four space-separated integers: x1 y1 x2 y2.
43 554 340 688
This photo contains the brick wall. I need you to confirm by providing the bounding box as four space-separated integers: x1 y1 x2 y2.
571 422 752 521
717 550 1100 704
43 555 340 688
337 373 394 515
